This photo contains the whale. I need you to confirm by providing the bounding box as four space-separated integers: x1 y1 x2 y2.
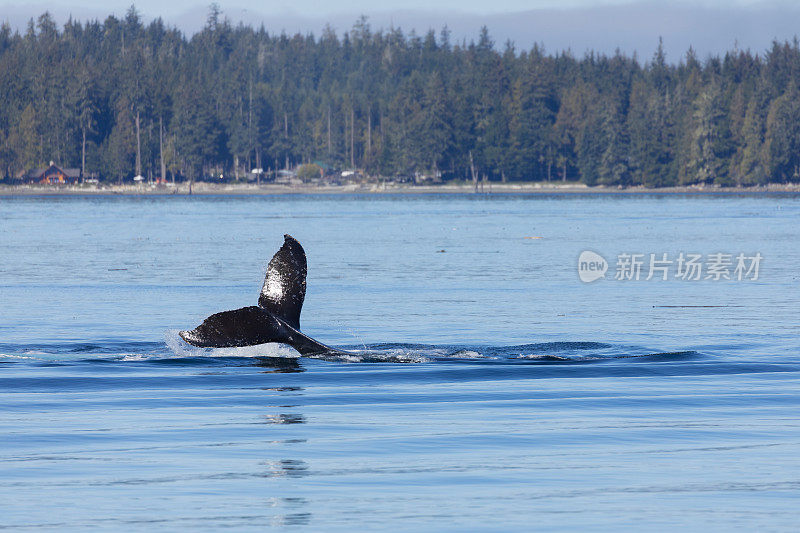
179 235 341 356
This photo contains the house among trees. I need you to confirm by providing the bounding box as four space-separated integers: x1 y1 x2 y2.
3 9 800 187
19 162 81 184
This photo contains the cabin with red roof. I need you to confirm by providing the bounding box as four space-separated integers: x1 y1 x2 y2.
19 162 81 184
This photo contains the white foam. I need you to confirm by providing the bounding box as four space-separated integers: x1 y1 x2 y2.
163 330 299 358
120 354 150 362
211 343 299 358
515 354 570 360
450 350 483 359
0 353 38 361
330 348 431 363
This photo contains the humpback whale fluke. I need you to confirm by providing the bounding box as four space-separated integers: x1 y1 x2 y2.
179 235 338 356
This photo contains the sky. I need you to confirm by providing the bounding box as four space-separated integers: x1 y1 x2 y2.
2 0 800 61
1 0 785 17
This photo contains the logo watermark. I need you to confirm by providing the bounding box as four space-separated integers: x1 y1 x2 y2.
578 251 762 282
578 251 608 282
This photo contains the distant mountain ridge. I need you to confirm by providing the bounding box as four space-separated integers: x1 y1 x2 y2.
2 2 800 61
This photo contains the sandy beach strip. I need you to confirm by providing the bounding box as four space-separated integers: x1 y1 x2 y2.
1 181 799 196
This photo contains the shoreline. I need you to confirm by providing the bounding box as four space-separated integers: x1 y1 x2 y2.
1 181 799 196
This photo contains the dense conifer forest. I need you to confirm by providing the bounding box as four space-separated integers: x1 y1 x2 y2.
2 6 800 186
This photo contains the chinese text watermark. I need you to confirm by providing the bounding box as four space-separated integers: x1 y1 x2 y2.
578 251 762 283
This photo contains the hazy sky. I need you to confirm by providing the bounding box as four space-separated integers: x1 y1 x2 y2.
3 0 800 60
1 0 789 18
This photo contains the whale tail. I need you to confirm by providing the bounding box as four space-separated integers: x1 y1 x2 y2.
258 234 307 330
179 235 337 356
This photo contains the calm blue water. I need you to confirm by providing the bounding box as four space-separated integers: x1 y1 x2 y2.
1 193 799 531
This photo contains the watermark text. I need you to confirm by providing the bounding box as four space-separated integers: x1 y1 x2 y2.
578 251 762 282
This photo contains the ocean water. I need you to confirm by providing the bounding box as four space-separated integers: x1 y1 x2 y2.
1 193 799 531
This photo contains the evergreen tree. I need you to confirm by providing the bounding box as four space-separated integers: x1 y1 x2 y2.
628 80 675 186
13 104 41 171
172 85 225 178
685 82 734 185
1 7 799 187
103 97 136 183
508 59 557 181
764 87 800 182
418 71 453 175
597 98 632 186
738 97 769 185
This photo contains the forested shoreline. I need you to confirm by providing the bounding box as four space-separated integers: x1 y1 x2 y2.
2 6 800 186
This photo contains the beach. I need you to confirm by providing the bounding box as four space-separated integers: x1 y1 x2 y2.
2 181 799 196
